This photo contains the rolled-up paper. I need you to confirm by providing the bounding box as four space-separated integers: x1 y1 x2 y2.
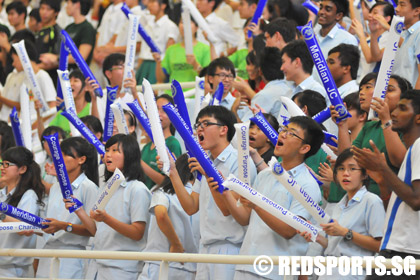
12 40 49 112
223 175 319 241
121 3 161 54
10 107 25 147
368 16 404 120
302 0 319 15
110 99 130 135
281 96 306 117
250 111 278 146
210 82 224 106
235 122 251 186
247 0 267 38
57 69 80 137
103 86 118 142
181 0 218 44
172 80 193 131
0 202 49 229
193 76 205 122
298 22 350 122
164 103 225 192
181 4 193 55
61 30 103 97
0 222 43 233
269 159 332 224
121 14 140 94
56 41 69 111
61 108 106 155
144 79 170 175
127 100 153 140
313 107 331 124
43 133 83 213
91 168 125 211
19 85 32 151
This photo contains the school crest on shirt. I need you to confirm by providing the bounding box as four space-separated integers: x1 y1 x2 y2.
43 34 49 44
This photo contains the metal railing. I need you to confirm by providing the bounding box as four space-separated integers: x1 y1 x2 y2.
0 249 419 280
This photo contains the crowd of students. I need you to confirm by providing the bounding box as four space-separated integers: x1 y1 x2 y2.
0 0 419 279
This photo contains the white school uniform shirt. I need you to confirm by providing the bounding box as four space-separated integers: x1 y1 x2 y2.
96 2 126 46
380 137 420 255
320 187 385 280
239 79 293 121
235 164 322 280
114 5 144 47
192 144 257 246
0 189 40 267
357 31 389 81
0 69 56 122
293 75 329 104
142 183 198 273
0 70 25 121
93 179 151 272
138 14 179 61
196 12 239 56
43 173 98 247
392 21 420 88
337 80 359 98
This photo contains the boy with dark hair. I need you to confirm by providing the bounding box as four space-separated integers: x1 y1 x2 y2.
292 90 327 117
0 40 56 122
221 116 323 279
166 105 256 280
314 0 357 58
239 47 292 121
28 8 42 33
6 1 26 34
327 43 360 97
354 90 420 279
93 53 139 128
195 0 239 56
281 40 327 101
36 0 62 85
37 0 95 70
207 57 237 110
238 0 257 19
264 17 297 50
392 0 420 89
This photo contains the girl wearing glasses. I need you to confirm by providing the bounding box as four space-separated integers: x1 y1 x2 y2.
0 147 45 278
299 149 385 279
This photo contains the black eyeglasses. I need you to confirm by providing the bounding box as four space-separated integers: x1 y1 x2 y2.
214 73 234 80
193 120 224 130
278 125 306 142
0 161 17 168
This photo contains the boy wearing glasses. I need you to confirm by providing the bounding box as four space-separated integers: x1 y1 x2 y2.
207 57 237 110
167 105 256 280
223 116 324 280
